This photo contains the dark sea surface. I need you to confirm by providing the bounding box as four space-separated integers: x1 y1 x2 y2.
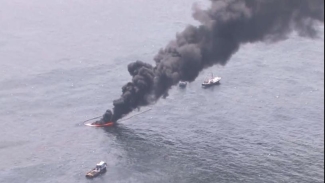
0 0 324 183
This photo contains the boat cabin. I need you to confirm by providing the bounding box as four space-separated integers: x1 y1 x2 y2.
96 161 107 170
179 81 187 88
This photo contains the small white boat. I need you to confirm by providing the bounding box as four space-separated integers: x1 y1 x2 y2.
202 73 221 88
179 81 187 88
85 161 107 179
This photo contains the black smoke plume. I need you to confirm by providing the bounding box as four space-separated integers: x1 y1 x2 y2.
97 0 324 123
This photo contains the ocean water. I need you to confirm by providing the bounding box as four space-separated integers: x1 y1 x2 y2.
0 0 324 183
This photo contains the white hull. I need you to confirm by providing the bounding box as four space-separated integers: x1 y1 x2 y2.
202 76 221 87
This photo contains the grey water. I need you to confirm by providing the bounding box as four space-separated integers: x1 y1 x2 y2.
0 0 324 183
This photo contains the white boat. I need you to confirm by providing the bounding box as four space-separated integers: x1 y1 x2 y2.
85 161 107 179
179 81 187 88
202 73 221 87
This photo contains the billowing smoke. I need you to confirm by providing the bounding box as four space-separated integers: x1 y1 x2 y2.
97 0 324 123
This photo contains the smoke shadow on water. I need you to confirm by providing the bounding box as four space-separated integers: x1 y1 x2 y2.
103 125 146 142
100 125 237 183
101 126 174 182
